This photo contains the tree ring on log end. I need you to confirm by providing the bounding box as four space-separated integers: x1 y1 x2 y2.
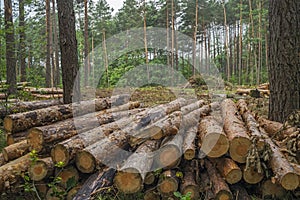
114 168 143 194
158 145 181 169
243 167 264 184
202 133 229 158
216 190 232 200
28 129 44 152
229 137 251 163
51 144 69 167
280 172 299 190
75 151 95 173
28 160 48 181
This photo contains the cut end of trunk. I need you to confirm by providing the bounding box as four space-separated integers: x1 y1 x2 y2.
51 144 69 167
46 186 65 200
158 177 178 195
75 151 96 173
243 167 264 184
182 185 199 199
183 149 195 160
158 145 181 169
226 168 242 185
28 128 44 152
28 160 49 181
229 137 251 163
262 180 285 198
57 166 79 189
202 133 229 158
280 172 299 190
3 117 13 132
114 169 143 194
144 172 155 185
216 190 233 200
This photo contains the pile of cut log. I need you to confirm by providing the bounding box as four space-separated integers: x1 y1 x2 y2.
0 95 300 200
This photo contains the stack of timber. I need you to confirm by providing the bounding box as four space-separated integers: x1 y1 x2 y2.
1 97 300 200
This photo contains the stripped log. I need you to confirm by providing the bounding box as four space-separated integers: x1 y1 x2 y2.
0 153 31 192
75 130 129 173
114 140 160 194
198 116 229 158
205 159 233 200
6 131 28 145
182 126 198 160
28 102 141 152
153 134 183 169
212 158 242 185
157 170 179 197
221 99 251 163
4 95 129 133
0 99 62 119
262 180 285 199
56 166 79 189
51 108 145 167
28 157 54 181
2 139 30 161
73 168 116 200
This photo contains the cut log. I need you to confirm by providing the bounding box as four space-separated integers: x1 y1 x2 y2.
2 140 29 162
75 130 130 173
0 153 31 192
4 95 129 133
153 134 183 169
6 131 28 145
29 103 141 152
236 88 269 96
73 168 116 200
262 180 285 199
45 186 65 200
0 99 62 119
261 128 299 190
242 166 264 184
0 153 5 167
28 157 54 181
31 93 63 99
157 170 179 196
25 87 64 94
144 172 156 185
35 181 49 199
205 159 233 200
212 158 242 185
198 116 229 158
182 126 197 160
221 99 251 163
144 188 160 200
114 140 160 194
199 170 214 200
56 166 79 189
67 185 81 200
230 185 251 200
180 163 200 200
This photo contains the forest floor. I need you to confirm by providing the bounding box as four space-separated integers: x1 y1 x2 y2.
0 86 270 200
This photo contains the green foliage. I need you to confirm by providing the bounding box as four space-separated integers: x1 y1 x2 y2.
26 67 45 89
174 191 192 200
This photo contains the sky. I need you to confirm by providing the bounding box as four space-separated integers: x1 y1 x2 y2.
106 0 124 14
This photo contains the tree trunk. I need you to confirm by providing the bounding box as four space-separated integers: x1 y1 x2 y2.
182 126 197 160
157 170 179 197
2 139 29 161
83 0 89 87
114 140 160 194
180 162 200 200
19 0 26 82
198 116 229 158
46 0 52 87
0 154 6 167
261 179 286 199
205 159 233 200
52 0 60 86
28 157 54 181
268 0 300 122
242 165 264 184
4 0 17 94
6 131 27 145
221 99 251 163
57 0 80 103
51 108 144 167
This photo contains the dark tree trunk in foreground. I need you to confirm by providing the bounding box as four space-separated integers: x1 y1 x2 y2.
57 0 80 103
4 0 17 94
46 0 52 87
268 0 300 122
19 0 26 82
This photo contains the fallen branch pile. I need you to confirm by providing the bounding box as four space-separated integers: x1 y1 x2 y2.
0 96 300 200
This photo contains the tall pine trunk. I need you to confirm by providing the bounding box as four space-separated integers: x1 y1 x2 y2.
52 0 60 86
19 0 26 82
84 0 90 87
46 0 52 87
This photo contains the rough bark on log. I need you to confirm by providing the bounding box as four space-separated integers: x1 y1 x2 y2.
2 139 29 161
182 126 197 160
205 159 233 200
199 171 214 200
0 153 31 192
51 108 145 167
198 116 229 158
180 163 200 200
29 103 141 152
261 179 285 199
6 131 28 145
114 140 160 194
0 99 62 119
262 129 299 190
28 157 54 181
4 95 129 133
75 130 129 173
242 166 264 184
0 153 5 167
153 134 183 169
221 99 251 163
212 158 242 185
73 168 116 200
56 166 79 189
157 170 179 197
45 186 65 200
